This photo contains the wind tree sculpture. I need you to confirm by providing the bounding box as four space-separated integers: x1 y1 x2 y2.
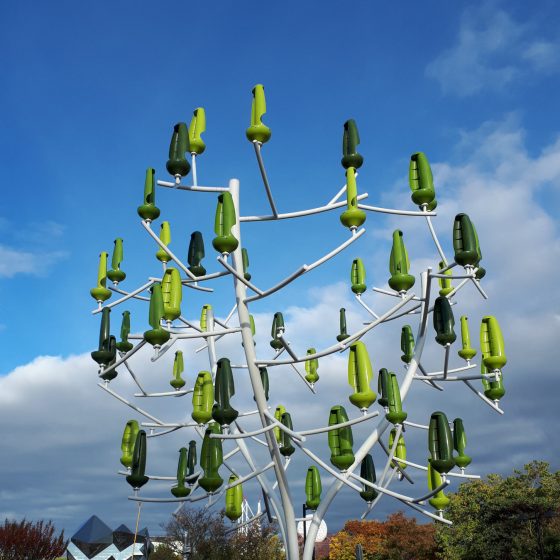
90 85 508 560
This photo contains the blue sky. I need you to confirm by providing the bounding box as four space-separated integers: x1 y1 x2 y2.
1 0 559 541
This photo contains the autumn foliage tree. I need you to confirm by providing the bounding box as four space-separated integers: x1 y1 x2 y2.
0 519 67 560
328 513 437 560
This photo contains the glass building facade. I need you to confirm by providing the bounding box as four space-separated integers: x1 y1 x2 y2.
66 515 152 560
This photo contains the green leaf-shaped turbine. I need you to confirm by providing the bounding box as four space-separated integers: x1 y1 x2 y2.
328 405 354 470
166 122 191 177
305 466 322 510
107 238 126 284
143 283 170 348
199 422 223 492
246 84 271 144
409 152 436 208
188 108 206 155
388 230 415 293
347 342 376 411
90 251 112 303
126 430 149 490
359 453 377 503
120 420 139 468
137 168 160 222
212 358 238 426
341 119 364 170
428 411 455 474
188 231 206 277
212 192 239 254
225 475 243 521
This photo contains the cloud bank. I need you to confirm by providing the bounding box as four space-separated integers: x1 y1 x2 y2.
1 116 560 538
426 6 560 96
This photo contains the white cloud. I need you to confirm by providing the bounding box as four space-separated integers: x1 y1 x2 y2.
0 220 67 278
0 244 67 278
522 40 560 73
426 6 560 96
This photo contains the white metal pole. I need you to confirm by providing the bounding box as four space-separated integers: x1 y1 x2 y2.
229 178 300 560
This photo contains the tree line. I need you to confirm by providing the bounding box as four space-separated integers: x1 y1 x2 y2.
327 461 560 560
1 461 558 559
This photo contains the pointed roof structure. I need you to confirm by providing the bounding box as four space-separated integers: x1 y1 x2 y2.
70 515 113 558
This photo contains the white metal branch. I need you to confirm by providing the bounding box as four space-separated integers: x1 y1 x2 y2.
398 499 452 525
443 344 451 379
272 457 292 491
94 280 155 314
471 277 488 299
463 380 504 414
117 470 201 482
377 439 414 483
167 327 242 340
388 456 481 480
122 359 148 396
191 153 198 186
178 316 203 332
146 426 182 438
239 193 368 222
378 424 403 486
140 220 213 290
361 469 397 519
195 304 238 353
293 440 362 493
262 411 305 442
157 179 229 192
444 277 470 300
327 182 348 206
372 287 422 301
204 460 277 511
289 363 317 394
141 421 201 429
225 511 267 534
414 373 493 382
245 228 366 303
380 303 423 323
217 256 264 294
256 293 414 367
422 363 476 376
97 340 147 379
355 294 380 320
277 335 299 361
211 423 277 440
109 285 150 302
134 389 192 397
299 411 379 436
403 420 430 430
415 363 444 391
438 261 457 274
410 480 450 503
424 214 448 265
98 382 166 426
358 203 437 217
184 270 231 283
150 336 179 361
431 272 475 280
349 470 449 505
253 142 279 217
